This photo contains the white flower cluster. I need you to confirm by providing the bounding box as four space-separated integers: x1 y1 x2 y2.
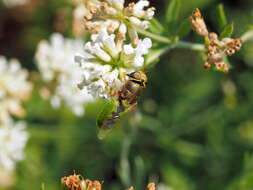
0 56 32 122
36 33 93 116
2 0 28 7
76 28 152 100
74 0 154 100
75 0 155 44
0 120 29 170
0 56 30 171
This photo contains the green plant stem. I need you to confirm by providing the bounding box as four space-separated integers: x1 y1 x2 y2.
118 124 137 187
174 41 205 51
136 28 172 44
139 28 253 53
119 134 132 187
137 27 204 50
241 30 253 42
145 42 204 66
145 46 173 65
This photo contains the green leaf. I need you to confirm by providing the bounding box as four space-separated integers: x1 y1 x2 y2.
177 18 192 39
149 18 165 34
220 23 234 39
216 4 228 32
96 100 135 139
166 0 181 35
96 100 118 139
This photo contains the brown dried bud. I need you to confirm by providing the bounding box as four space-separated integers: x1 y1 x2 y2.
189 8 209 36
215 61 228 72
61 174 83 190
61 174 102 190
83 20 100 34
124 2 135 15
84 179 102 190
233 38 242 51
92 181 102 190
204 62 211 69
224 48 235 56
208 32 220 46
224 38 242 55
147 183 156 190
206 44 219 57
189 8 243 72
85 1 100 14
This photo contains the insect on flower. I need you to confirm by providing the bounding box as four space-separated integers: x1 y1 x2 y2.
97 71 148 139
119 71 148 106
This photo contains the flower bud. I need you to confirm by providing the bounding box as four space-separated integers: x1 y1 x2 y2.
189 8 209 36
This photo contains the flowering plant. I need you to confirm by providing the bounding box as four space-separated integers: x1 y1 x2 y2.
0 56 31 171
1 0 253 189
67 0 252 138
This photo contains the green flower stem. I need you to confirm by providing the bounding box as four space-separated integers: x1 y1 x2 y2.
145 42 204 66
241 30 253 42
145 46 173 66
174 41 205 51
119 133 132 186
119 124 137 187
141 28 253 67
136 27 204 49
139 28 253 51
136 28 172 44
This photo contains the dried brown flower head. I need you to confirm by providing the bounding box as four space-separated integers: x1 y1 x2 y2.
204 33 242 72
84 179 102 190
147 183 156 190
189 8 209 36
62 173 156 190
61 174 102 190
190 8 243 72
61 174 83 190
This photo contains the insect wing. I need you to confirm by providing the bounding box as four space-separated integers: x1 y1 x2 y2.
96 100 136 139
96 99 119 139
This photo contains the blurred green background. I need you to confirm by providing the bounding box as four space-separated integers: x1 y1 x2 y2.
1 0 253 190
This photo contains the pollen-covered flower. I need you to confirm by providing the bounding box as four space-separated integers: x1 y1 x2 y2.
79 0 155 45
0 56 32 122
190 8 242 72
75 28 152 100
35 33 93 116
0 119 29 170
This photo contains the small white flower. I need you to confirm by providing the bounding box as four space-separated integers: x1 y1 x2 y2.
0 119 29 170
75 29 151 100
80 0 155 44
0 56 32 122
129 0 155 19
107 0 124 10
36 33 93 116
123 37 152 67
